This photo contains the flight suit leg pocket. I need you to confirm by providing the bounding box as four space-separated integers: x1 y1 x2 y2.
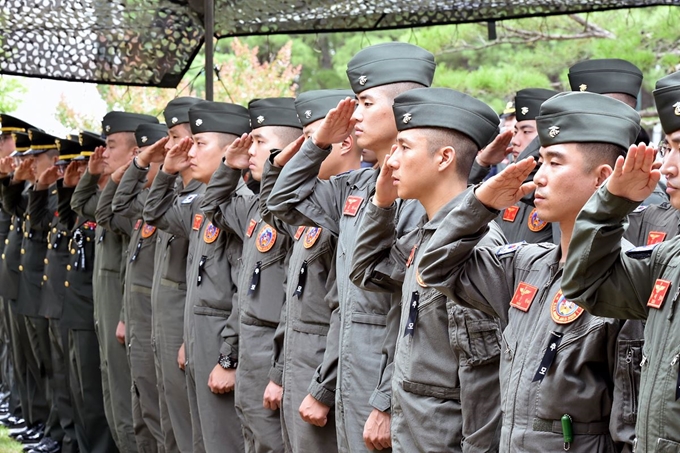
401 379 460 401
655 438 680 452
616 339 643 424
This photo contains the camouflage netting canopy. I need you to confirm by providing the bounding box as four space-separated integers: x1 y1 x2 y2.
0 0 677 88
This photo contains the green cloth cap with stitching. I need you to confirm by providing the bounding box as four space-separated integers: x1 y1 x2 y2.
135 123 169 147
102 111 159 136
164 97 203 127
79 131 105 152
26 128 58 156
294 89 355 128
515 88 560 122
536 92 640 149
568 59 642 98
346 42 436 94
392 87 500 149
55 138 82 165
653 70 680 135
188 101 251 136
248 98 301 129
1 114 37 134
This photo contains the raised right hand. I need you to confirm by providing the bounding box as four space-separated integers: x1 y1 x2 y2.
163 137 193 174
607 143 660 202
311 98 357 150
13 158 35 183
63 161 86 188
137 136 170 167
476 129 513 167
475 156 537 210
88 146 106 175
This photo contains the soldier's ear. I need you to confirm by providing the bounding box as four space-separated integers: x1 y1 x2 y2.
438 146 455 171
594 164 613 187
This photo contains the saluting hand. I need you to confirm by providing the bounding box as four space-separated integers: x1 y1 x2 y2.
137 136 169 168
0 156 15 176
163 137 193 175
272 135 305 168
607 143 660 202
63 161 86 188
37 166 62 190
262 381 283 411
311 97 357 150
208 365 235 394
475 156 537 210
13 158 35 183
88 146 106 176
299 394 330 427
476 129 513 167
111 159 132 184
373 151 398 209
224 133 253 170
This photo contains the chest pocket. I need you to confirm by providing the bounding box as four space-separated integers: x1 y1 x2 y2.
161 235 190 286
241 247 288 326
294 234 334 328
450 303 502 368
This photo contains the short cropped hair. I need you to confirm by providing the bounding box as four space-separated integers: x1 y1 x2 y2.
425 127 479 180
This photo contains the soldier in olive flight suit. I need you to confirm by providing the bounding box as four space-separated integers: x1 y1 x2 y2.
267 42 434 452
200 97 303 453
118 96 203 453
72 111 158 453
111 123 169 453
261 89 360 453
143 100 250 453
562 70 680 453
349 88 505 452
61 133 118 453
418 92 642 452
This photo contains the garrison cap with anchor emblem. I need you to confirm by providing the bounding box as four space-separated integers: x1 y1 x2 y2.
25 128 58 156
135 123 169 148
10 132 31 157
248 98 302 130
391 87 500 149
54 138 82 165
346 42 436 94
515 88 560 122
101 111 159 136
536 92 640 150
568 59 643 98
188 101 251 136
163 97 203 127
652 70 680 135
1 114 37 134
294 89 355 128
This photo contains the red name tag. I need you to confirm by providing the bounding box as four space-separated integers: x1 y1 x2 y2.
134 219 142 230
647 231 667 245
246 219 257 238
510 282 538 312
343 196 363 216
502 205 519 222
406 245 417 268
294 226 305 240
647 279 671 309
192 214 204 231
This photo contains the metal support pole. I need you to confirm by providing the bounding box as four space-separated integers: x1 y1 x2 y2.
204 0 214 101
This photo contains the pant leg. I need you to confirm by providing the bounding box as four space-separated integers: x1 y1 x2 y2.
1 297 21 418
0 297 12 398
69 329 119 453
18 312 49 426
49 319 78 453
152 335 178 453
7 303 29 421
184 364 205 453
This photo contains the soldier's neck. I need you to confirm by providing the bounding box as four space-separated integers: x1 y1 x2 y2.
180 170 192 187
423 179 467 220
558 219 575 263
97 175 110 190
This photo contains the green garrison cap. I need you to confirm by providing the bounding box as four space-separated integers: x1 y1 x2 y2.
346 42 436 94
135 123 169 147
1 114 37 134
102 111 159 136
248 98 302 129
10 132 30 156
294 89 355 128
26 128 58 156
55 138 82 165
536 92 640 149
163 97 203 127
568 59 642 98
515 88 560 122
392 87 500 149
78 131 105 153
188 101 251 136
653 71 680 135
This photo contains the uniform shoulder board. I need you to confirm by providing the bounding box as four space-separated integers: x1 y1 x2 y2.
496 241 527 257
632 205 648 214
625 243 660 259
181 194 198 204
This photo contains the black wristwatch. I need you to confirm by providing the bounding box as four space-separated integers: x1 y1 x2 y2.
218 353 237 369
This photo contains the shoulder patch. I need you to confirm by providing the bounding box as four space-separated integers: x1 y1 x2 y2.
625 243 660 259
181 194 198 204
496 241 527 257
632 205 648 214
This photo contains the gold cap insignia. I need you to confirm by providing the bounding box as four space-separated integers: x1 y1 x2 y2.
78 134 84 145
579 84 587 92
55 139 61 150
28 130 33 140
11 133 17 142
257 115 265 124
141 136 148 143
105 125 111 132
402 113 412 124
548 126 560 138
195 119 203 127
358 75 368 86
304 110 312 119
674 102 680 116
171 117 178 124
521 107 529 115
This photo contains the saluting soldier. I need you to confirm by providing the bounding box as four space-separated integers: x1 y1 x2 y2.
562 70 680 453
71 111 158 453
349 87 504 451
143 100 251 453
418 92 643 451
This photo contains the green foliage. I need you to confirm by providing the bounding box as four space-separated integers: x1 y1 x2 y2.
0 76 27 113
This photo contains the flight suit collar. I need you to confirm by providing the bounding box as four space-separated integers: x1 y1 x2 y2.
422 187 474 231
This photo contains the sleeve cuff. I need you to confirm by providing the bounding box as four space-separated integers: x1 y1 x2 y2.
268 366 283 386
219 340 238 358
307 380 335 408
369 389 391 412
